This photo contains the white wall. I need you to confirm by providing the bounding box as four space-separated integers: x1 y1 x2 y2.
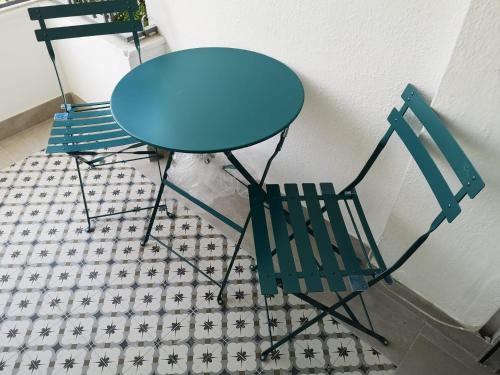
378 0 500 329
0 0 62 121
146 0 470 239
49 16 168 103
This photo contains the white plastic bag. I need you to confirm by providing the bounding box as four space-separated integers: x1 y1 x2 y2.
168 153 250 204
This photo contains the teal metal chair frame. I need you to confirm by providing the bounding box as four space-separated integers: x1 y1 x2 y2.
140 129 290 290
28 0 166 232
220 84 485 360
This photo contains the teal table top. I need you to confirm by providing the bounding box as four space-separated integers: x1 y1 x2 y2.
111 47 304 153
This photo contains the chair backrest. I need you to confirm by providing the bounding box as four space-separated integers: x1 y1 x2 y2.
385 84 484 223
28 0 143 109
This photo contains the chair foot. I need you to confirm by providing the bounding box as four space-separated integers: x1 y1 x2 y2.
250 264 257 272
217 295 224 306
140 238 148 247
260 352 268 361
167 212 176 219
86 227 94 233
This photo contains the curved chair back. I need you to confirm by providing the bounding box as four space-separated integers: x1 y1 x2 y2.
28 0 144 110
387 84 484 223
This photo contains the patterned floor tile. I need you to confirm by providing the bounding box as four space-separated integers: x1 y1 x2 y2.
0 152 397 374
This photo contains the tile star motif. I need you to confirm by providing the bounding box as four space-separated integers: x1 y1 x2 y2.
29 244 57 265
194 312 222 339
18 349 52 375
138 261 166 285
170 238 197 259
227 258 253 281
95 315 127 344
86 242 114 262
114 241 141 261
39 290 72 316
102 288 132 313
70 289 102 315
192 343 222 373
122 345 154 375
87 347 121 375
48 265 79 289
7 291 41 318
57 243 85 264
167 261 194 283
360 340 393 366
326 337 360 367
61 317 94 345
290 308 320 335
133 287 163 312
128 314 159 342
52 348 86 375
227 342 257 372
78 264 108 287
108 262 137 286
258 309 287 337
161 313 191 341
226 311 255 338
18 266 51 290
157 344 189 375
0 319 31 347
199 237 224 257
195 285 219 310
260 342 292 371
294 339 326 369
0 268 21 290
0 352 18 374
165 286 192 311
29 318 63 346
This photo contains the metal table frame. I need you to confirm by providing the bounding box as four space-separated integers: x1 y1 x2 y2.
140 129 289 304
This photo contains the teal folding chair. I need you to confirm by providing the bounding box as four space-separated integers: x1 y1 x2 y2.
224 84 485 360
28 0 165 232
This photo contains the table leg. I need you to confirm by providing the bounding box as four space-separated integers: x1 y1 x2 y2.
141 151 175 247
218 129 288 304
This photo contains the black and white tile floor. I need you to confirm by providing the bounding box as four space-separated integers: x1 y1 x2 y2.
0 152 396 374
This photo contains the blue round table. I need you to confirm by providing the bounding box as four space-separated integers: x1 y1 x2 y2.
110 47 304 301
111 47 304 153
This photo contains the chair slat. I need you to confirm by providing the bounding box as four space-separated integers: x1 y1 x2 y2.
320 183 368 291
71 101 110 108
68 109 112 119
28 1 137 20
53 116 116 128
248 185 278 296
51 123 121 136
388 109 461 222
267 184 301 293
402 84 485 199
35 21 142 42
48 130 129 145
283 184 324 293
47 136 136 154
302 183 347 291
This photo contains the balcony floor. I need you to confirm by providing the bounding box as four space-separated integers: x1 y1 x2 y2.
0 120 495 375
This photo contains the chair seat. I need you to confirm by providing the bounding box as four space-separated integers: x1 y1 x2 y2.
46 101 140 154
249 183 388 296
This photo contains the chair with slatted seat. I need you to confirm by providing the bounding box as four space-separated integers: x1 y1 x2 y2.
28 0 165 232
224 83 485 360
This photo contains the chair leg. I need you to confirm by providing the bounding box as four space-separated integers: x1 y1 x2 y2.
260 292 389 361
141 152 174 246
74 156 93 233
155 148 174 220
217 212 251 305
